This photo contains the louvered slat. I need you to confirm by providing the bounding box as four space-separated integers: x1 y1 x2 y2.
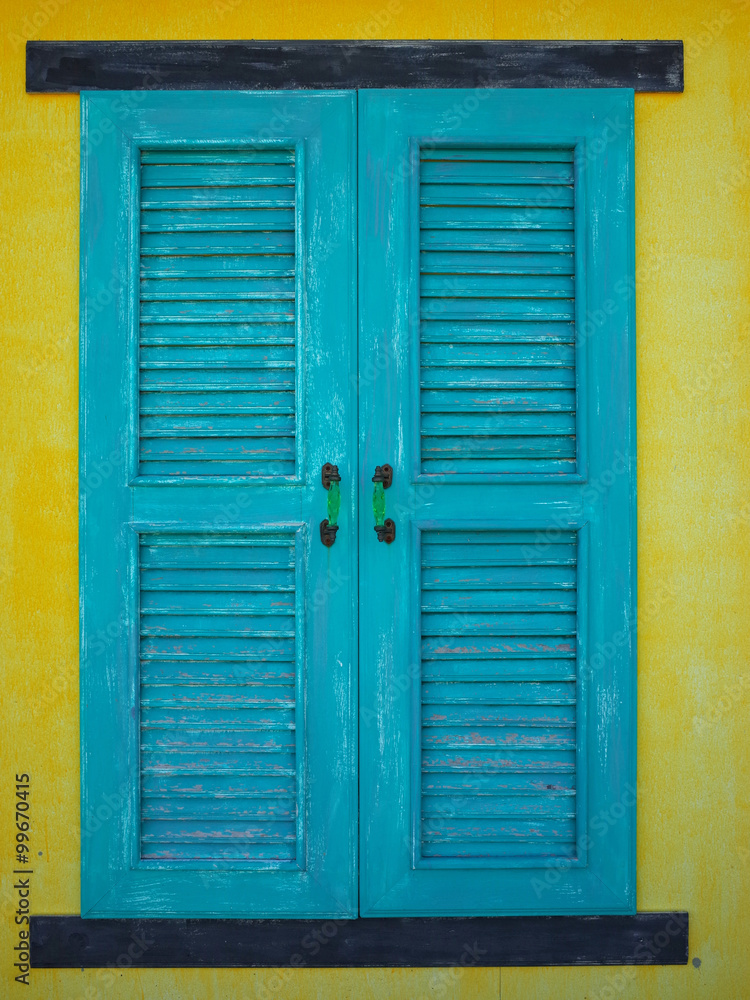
420 530 577 860
139 533 299 862
139 149 297 478
419 147 576 476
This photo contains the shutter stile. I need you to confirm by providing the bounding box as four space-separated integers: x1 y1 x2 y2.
419 147 576 476
139 149 297 479
420 530 577 861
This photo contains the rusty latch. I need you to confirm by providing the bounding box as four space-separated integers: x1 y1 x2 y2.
371 464 393 489
321 462 341 490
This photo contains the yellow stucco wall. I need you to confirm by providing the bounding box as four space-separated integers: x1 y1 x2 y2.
1 0 748 997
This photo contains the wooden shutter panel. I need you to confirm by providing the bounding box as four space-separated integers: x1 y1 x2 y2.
360 89 635 915
419 147 576 476
138 149 297 479
80 93 357 917
139 532 299 863
420 529 578 860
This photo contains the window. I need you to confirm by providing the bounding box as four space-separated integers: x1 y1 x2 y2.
80 88 635 918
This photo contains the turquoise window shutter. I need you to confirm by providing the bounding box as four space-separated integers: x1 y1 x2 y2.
82 87 636 919
80 92 357 917
359 90 636 915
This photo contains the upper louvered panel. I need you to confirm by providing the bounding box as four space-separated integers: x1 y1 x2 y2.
138 149 297 478
420 529 578 861
419 147 576 476
139 533 300 863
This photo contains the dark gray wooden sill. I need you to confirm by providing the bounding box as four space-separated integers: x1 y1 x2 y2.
26 40 683 93
31 913 688 967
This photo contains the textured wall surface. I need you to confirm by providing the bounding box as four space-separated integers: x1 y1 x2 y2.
1 0 748 997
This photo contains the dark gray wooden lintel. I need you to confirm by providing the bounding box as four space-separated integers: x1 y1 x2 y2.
31 913 689 967
26 40 684 93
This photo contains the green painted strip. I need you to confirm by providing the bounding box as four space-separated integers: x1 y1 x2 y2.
327 480 341 527
373 481 385 527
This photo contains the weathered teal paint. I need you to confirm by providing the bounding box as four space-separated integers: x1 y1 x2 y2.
358 90 636 915
81 88 635 920
80 91 358 917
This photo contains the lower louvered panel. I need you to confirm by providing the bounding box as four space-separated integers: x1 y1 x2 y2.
139 532 300 863
419 529 578 862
